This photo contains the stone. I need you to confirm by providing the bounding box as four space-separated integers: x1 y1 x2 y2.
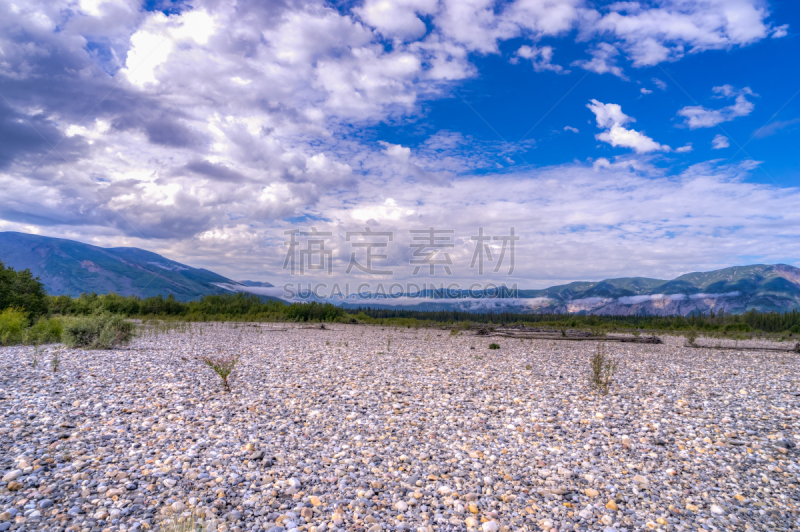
481 521 499 532
1 470 21 482
585 488 599 497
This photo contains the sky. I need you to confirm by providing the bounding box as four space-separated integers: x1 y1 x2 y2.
0 0 799 289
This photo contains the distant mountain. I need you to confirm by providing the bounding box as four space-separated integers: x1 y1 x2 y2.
238 280 274 288
342 264 800 315
511 264 800 315
2 231 798 314
0 232 243 301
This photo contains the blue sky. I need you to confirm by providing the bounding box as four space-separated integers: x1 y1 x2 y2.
0 0 799 287
368 3 800 186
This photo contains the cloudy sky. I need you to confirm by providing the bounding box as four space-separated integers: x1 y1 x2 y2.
1 0 799 288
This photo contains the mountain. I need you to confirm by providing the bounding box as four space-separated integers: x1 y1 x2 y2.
0 232 240 301
2 231 799 314
340 264 800 315
237 280 274 288
512 264 800 315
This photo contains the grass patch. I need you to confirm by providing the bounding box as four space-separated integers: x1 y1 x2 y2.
488 343 500 350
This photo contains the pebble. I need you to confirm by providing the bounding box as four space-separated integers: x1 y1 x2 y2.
0 324 797 532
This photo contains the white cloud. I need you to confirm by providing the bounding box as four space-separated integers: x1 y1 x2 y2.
677 85 756 129
587 99 670 153
640 87 652 95
564 126 579 133
0 0 792 285
772 24 789 38
588 0 776 66
571 43 626 78
356 0 433 41
675 143 693 153
652 78 667 90
712 134 730 149
515 45 566 73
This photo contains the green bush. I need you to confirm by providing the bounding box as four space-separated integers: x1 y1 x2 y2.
723 322 753 333
488 343 500 349
0 308 28 345
62 312 135 349
24 317 64 345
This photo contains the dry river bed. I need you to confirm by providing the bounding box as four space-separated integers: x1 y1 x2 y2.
1 323 799 532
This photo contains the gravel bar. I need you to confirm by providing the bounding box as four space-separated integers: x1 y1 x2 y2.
1 323 798 532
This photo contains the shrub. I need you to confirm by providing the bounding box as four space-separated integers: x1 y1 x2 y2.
24 317 64 345
0 308 27 346
488 343 500 350
723 322 752 333
589 343 618 395
62 312 135 349
685 330 698 347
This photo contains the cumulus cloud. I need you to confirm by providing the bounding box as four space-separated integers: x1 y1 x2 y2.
587 100 670 153
677 85 756 129
587 0 778 66
515 45 566 73
571 43 626 78
564 126 579 133
712 134 730 149
675 143 694 153
640 88 652 95
772 24 789 38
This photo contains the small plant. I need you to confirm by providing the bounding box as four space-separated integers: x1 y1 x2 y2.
159 512 218 532
794 342 800 354
685 330 698 347
199 352 240 391
51 349 61 373
488 343 500 350
561 329 566 337
32 344 42 368
589 344 618 395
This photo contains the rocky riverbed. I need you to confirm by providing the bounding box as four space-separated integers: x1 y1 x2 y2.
1 323 799 532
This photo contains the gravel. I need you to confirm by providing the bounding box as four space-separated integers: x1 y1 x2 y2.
0 322 798 532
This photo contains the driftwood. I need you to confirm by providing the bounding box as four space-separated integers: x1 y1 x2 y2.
685 343 799 353
483 330 663 344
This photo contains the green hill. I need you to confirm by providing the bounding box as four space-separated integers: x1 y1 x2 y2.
0 232 237 301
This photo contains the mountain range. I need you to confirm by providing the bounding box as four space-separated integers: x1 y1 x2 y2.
1 231 799 314
0 232 265 301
